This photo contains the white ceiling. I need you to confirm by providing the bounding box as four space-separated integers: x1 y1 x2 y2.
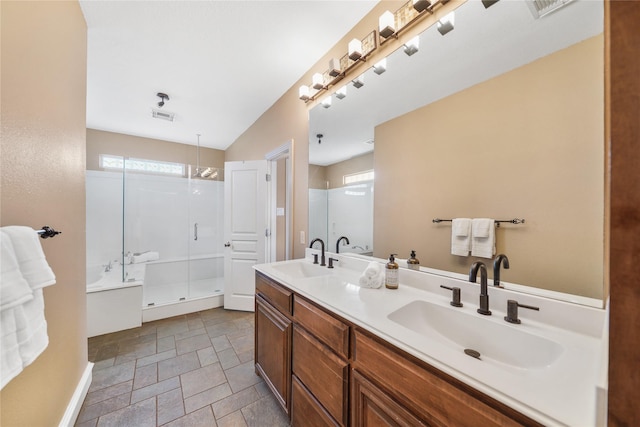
308 0 604 166
80 0 378 149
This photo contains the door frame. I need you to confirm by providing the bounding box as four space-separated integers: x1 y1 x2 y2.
265 140 293 263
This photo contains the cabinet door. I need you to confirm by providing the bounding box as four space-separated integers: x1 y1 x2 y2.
351 370 428 427
255 295 292 415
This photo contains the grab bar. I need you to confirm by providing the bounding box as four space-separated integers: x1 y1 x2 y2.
194 223 198 241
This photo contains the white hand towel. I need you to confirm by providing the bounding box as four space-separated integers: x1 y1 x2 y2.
363 262 381 278
451 218 471 256
471 218 495 258
2 226 55 290
359 262 383 288
0 231 35 312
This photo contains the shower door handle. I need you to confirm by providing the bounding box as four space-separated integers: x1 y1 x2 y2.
194 223 198 241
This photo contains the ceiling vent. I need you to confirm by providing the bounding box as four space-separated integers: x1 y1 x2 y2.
152 109 175 122
526 0 574 19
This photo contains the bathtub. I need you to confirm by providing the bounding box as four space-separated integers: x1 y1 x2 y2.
86 254 225 334
86 265 143 338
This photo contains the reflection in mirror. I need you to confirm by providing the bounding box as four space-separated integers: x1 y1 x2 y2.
308 0 604 305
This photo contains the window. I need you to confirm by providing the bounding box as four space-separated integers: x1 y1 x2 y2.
343 170 374 185
99 155 185 176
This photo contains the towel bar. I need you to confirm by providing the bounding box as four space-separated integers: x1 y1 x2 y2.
432 218 525 228
37 226 61 239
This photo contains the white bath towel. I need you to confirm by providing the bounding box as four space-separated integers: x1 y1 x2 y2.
14 289 49 367
451 218 471 256
359 262 383 288
0 226 55 390
1 310 23 389
471 218 495 258
0 231 35 312
1 226 55 290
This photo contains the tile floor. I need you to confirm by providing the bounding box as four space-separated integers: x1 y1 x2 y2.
76 308 290 427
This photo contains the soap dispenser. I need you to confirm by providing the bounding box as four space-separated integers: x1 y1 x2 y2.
407 250 420 271
385 254 399 289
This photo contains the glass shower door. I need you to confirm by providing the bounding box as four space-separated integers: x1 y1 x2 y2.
187 165 224 300
123 161 190 306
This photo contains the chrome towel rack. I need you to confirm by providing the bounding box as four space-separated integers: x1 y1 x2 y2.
432 218 525 228
37 226 62 239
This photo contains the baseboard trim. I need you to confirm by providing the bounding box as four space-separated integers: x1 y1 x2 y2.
59 361 93 427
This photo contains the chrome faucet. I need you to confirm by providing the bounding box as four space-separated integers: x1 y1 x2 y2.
309 238 326 266
493 254 509 287
469 261 491 315
336 236 350 253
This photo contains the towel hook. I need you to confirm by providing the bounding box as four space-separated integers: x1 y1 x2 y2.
37 226 61 239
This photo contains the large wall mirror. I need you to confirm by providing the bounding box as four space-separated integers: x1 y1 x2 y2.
308 0 605 305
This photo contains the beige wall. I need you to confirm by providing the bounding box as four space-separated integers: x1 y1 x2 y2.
87 128 225 172
1 1 88 425
326 152 374 189
374 35 604 299
309 164 327 190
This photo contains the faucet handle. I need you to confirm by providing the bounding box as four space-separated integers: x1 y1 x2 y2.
312 254 319 264
440 285 463 307
504 299 540 324
328 258 339 269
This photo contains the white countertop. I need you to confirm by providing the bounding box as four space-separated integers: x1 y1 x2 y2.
254 251 608 427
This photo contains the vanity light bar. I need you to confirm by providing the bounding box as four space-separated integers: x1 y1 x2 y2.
298 0 454 104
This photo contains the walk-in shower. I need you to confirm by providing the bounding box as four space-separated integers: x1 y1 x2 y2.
86 158 224 336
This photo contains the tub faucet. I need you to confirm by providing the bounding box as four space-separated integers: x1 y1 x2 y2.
309 238 326 266
104 260 112 272
493 254 509 287
336 236 350 254
469 261 491 315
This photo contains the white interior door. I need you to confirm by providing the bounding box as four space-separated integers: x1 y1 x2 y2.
224 160 268 311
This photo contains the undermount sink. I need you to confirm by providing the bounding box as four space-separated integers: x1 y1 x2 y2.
271 261 332 279
388 300 563 370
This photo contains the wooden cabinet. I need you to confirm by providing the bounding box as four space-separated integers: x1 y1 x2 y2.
352 329 542 427
255 293 292 415
255 271 541 427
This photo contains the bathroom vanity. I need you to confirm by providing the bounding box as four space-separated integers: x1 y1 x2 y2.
254 252 607 427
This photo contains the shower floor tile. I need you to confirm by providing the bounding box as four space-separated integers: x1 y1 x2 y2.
78 307 290 427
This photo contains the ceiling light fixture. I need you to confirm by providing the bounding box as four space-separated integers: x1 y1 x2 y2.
412 0 432 13
156 92 169 108
312 73 325 90
352 75 364 89
299 85 310 101
482 0 499 9
379 11 396 39
373 58 387 75
403 36 420 56
348 38 363 61
437 11 455 36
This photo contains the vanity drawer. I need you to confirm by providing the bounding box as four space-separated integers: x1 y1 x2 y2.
293 325 349 426
293 295 350 359
292 375 339 427
353 329 540 427
256 272 292 315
